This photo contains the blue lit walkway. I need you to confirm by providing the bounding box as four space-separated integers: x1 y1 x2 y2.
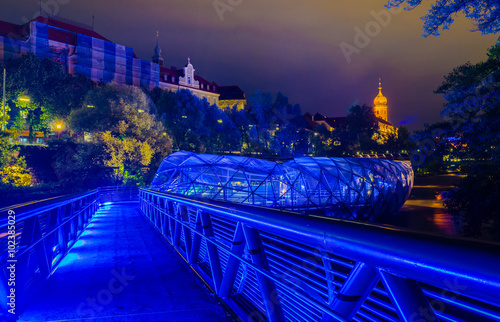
19 203 233 322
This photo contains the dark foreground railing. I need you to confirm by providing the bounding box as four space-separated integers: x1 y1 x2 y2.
0 186 140 319
0 190 100 316
140 188 500 322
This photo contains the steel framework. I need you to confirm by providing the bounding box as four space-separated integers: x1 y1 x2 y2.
150 151 413 221
140 188 500 322
2 186 499 322
0 190 100 314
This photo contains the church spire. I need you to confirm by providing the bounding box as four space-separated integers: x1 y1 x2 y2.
373 77 388 122
152 30 164 67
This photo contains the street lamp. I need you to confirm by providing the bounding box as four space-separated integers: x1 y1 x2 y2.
2 69 5 131
54 121 64 138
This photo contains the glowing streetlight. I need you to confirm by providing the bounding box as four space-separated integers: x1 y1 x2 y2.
2 69 5 131
54 121 64 138
19 97 30 102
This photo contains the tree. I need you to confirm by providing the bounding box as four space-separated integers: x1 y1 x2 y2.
309 124 332 157
429 44 500 238
247 90 275 152
410 121 453 175
385 126 413 154
155 89 209 152
0 131 32 186
337 104 380 154
444 167 500 239
229 107 252 151
68 83 171 184
203 104 240 153
387 0 500 37
10 53 93 115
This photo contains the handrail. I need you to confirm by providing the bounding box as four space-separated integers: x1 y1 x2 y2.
139 188 500 322
0 190 99 226
0 189 100 316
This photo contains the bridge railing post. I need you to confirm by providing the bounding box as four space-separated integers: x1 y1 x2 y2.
379 270 438 322
0 189 100 318
241 224 286 322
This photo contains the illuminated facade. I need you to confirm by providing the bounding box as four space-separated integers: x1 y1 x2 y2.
150 151 413 221
373 79 397 142
217 86 246 111
374 79 388 121
0 16 244 108
0 17 159 88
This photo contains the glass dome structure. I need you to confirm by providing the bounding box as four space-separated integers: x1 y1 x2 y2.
150 151 413 221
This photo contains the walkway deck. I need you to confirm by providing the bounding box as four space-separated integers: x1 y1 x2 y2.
19 203 233 322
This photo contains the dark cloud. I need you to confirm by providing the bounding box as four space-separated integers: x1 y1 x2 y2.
1 0 496 130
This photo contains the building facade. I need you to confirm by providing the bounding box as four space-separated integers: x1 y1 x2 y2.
0 16 245 109
372 79 397 142
302 80 397 144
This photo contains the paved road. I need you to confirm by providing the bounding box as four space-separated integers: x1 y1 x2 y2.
19 203 233 322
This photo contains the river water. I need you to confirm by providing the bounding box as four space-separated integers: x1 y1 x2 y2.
376 174 464 237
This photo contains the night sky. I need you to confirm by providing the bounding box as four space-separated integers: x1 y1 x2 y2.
1 0 497 131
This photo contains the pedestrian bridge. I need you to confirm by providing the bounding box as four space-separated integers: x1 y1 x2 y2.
1 186 499 322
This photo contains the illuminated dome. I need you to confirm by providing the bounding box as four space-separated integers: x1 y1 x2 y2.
373 80 387 107
150 151 414 221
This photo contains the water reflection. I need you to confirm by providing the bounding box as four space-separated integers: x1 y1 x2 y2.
377 174 462 237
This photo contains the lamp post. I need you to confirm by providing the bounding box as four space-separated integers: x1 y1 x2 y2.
17 96 30 143
55 121 64 139
2 68 5 131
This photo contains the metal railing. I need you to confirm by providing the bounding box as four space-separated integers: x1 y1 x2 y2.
139 188 500 322
98 185 143 204
0 185 142 317
0 190 100 315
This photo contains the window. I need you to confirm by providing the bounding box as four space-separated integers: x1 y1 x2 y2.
188 76 191 85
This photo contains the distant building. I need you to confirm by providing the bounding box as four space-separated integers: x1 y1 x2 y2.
302 112 346 132
217 86 246 111
373 79 388 122
302 79 397 143
372 79 397 142
0 16 245 109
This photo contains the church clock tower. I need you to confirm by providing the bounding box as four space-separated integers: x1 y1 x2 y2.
373 78 388 122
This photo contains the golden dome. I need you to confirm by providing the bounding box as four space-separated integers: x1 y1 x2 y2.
373 79 387 106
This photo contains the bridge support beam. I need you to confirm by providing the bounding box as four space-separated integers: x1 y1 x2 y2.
219 223 246 299
180 205 192 262
380 270 438 322
325 262 379 321
189 211 202 266
200 211 223 293
242 224 285 322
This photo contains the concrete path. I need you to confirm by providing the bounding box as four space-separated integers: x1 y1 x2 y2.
19 203 233 322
